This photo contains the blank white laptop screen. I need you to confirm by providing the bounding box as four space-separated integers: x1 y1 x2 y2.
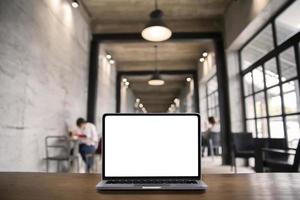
104 115 199 177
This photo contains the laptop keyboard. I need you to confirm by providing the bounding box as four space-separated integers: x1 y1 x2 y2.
106 179 198 184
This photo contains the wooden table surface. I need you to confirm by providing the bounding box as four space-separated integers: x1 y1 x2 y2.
0 173 300 200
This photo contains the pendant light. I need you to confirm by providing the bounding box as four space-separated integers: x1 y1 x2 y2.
141 0 172 42
148 45 165 86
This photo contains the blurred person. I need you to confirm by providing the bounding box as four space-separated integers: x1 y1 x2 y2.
75 118 99 173
202 116 220 156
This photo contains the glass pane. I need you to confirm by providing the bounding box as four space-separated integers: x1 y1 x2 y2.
215 92 219 106
269 117 285 138
208 94 213 108
280 47 297 81
245 96 255 119
257 118 269 138
207 76 218 94
241 25 274 70
246 120 257 137
275 0 300 44
283 80 300 114
286 115 300 149
267 86 282 116
255 92 267 117
243 72 253 96
252 67 264 92
264 58 279 88
215 108 220 120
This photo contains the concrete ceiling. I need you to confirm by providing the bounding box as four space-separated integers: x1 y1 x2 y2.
125 74 192 112
82 0 232 33
103 40 213 71
103 40 213 112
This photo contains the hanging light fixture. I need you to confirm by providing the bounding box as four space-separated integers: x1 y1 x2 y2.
148 45 165 86
141 0 172 42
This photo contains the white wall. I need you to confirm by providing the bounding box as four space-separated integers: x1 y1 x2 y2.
120 84 136 113
95 45 117 135
0 0 91 172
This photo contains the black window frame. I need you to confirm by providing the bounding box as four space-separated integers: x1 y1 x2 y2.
206 73 219 120
239 0 300 147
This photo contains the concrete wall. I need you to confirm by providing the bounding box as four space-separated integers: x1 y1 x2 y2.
0 0 91 171
178 80 195 113
95 45 117 135
224 0 289 132
120 84 136 113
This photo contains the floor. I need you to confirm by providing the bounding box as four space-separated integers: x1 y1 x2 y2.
202 156 255 174
79 155 255 174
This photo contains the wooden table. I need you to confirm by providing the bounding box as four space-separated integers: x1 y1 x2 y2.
0 173 300 200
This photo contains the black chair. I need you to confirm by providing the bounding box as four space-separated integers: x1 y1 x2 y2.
208 132 221 159
262 139 300 172
231 132 255 173
45 136 79 172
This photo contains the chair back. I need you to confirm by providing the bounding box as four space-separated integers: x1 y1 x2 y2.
292 139 300 172
232 132 254 153
45 136 71 159
209 132 221 147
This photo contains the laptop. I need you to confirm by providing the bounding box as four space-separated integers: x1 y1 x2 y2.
96 113 208 191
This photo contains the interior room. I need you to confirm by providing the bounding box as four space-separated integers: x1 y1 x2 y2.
0 0 300 198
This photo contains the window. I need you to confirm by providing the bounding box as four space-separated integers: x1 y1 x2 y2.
241 25 274 70
275 0 300 45
206 74 219 120
240 1 300 147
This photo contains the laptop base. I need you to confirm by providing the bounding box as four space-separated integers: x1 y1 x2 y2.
96 180 208 191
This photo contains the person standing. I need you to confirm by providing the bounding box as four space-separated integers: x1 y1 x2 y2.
76 118 99 173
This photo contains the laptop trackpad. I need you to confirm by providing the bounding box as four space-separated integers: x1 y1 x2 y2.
141 186 163 189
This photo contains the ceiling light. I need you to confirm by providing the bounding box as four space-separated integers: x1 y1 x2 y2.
186 77 192 82
106 54 112 59
136 98 140 102
71 0 79 8
202 52 208 57
141 0 172 42
109 60 115 64
148 76 165 86
139 103 144 108
125 81 130 86
122 78 127 83
148 45 165 86
199 57 205 63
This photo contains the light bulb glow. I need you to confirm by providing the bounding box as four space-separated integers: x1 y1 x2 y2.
202 52 208 57
186 77 192 82
142 26 172 42
106 54 112 59
109 60 115 64
71 1 79 8
148 79 165 86
199 57 205 63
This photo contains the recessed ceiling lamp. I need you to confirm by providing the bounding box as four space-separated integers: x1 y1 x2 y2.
202 51 208 57
199 57 205 63
141 0 172 42
71 0 79 8
148 45 165 86
106 54 112 59
109 60 115 65
186 77 192 82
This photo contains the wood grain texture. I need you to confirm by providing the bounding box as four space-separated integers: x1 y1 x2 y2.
0 173 300 200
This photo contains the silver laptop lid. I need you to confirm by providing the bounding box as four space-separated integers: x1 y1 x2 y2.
102 113 201 179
